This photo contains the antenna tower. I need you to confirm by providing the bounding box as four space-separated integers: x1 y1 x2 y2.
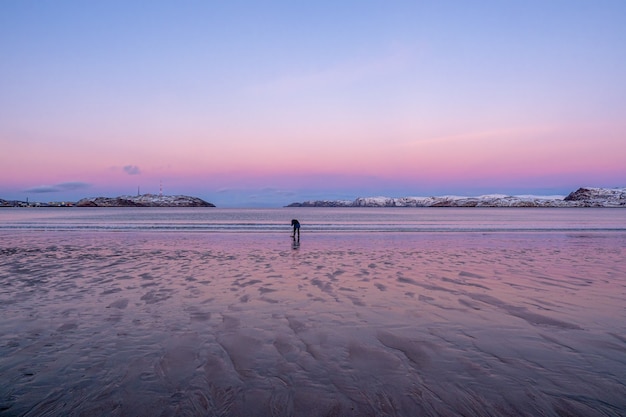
159 180 163 197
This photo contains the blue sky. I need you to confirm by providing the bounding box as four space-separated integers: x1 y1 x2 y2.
1 1 625 206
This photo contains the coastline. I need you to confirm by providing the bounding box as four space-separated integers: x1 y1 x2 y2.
286 187 626 208
2 207 626 234
3 187 625 208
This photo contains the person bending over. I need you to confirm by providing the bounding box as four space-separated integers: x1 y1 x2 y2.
291 219 300 239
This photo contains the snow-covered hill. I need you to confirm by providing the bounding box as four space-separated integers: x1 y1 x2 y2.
287 187 626 208
563 187 626 207
76 194 215 207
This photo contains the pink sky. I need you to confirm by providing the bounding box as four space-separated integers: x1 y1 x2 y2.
1 2 625 206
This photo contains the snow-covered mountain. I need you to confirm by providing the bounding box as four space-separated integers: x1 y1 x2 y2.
287 187 626 208
563 187 626 207
76 194 215 207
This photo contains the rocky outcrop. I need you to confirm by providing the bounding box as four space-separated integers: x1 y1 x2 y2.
563 187 626 207
287 187 626 208
76 194 215 207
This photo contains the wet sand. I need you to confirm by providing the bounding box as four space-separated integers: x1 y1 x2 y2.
1 231 625 416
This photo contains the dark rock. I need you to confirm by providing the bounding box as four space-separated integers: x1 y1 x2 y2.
564 188 593 201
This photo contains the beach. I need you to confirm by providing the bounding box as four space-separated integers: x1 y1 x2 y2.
1 227 625 416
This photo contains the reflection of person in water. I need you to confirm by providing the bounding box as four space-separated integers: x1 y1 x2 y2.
291 219 300 239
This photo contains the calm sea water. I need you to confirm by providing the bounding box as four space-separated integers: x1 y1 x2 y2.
1 207 625 233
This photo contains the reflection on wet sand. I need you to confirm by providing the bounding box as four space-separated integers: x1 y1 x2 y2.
0 231 625 416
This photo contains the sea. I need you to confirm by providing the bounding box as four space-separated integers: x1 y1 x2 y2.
1 208 625 416
1 206 625 233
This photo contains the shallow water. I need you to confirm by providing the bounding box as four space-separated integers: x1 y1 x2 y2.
1 207 626 233
1 209 625 416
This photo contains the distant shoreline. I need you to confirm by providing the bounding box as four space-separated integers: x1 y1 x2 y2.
0 194 215 208
2 187 625 208
286 187 626 208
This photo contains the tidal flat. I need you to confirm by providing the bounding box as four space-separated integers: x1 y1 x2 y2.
1 230 625 416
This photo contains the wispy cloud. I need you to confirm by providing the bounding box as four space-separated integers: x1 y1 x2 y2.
123 165 141 175
24 182 91 194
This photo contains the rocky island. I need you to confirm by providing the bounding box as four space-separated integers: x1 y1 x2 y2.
76 194 215 207
287 187 626 208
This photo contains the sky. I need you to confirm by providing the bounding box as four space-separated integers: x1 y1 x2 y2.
1 1 625 207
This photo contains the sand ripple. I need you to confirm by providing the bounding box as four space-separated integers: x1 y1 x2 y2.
0 231 625 416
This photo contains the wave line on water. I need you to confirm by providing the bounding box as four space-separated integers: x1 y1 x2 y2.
1 207 626 233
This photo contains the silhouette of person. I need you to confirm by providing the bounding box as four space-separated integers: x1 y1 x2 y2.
291 219 300 239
